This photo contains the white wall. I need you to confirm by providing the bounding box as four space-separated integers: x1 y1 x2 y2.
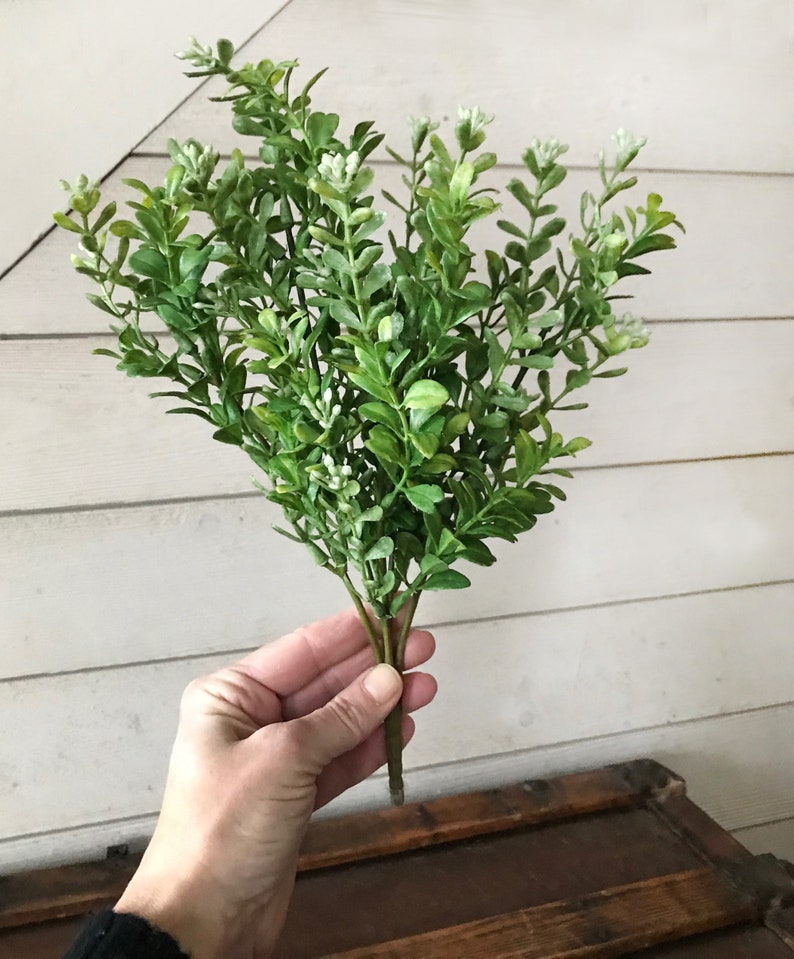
0 0 290 274
1 0 793 873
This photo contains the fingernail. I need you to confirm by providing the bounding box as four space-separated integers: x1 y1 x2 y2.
363 664 401 704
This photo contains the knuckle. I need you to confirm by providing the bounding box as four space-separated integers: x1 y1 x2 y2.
325 695 366 741
178 673 213 717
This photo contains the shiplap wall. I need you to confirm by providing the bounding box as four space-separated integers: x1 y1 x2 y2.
0 0 291 274
1 0 793 873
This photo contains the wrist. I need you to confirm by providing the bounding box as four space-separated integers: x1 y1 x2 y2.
115 865 264 959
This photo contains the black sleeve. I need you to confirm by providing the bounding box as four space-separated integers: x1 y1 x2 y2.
62 908 191 959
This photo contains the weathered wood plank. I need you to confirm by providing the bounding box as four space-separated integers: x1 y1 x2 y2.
2 584 793 846
2 455 790 678
324 869 756 959
140 0 794 175
0 762 665 928
4 156 792 336
299 760 672 871
2 321 791 512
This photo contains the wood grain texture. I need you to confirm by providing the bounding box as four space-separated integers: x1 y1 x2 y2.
0 762 667 928
4 156 793 336
5 765 790 958
298 760 672 871
2 455 790 678
140 0 794 175
2 585 793 850
2 321 792 512
323 869 756 959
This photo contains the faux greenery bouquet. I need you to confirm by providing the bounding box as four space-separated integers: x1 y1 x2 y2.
57 38 681 804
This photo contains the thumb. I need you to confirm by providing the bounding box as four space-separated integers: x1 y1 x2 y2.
293 664 403 770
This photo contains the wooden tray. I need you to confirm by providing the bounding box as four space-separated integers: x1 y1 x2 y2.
3 759 794 957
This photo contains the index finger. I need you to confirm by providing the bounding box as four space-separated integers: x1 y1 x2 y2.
237 606 372 698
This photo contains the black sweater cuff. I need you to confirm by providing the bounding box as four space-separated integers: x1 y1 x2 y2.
62 908 191 958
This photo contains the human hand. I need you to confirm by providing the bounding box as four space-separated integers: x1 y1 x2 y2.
114 608 437 959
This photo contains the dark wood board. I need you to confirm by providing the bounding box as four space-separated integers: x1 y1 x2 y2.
2 759 793 959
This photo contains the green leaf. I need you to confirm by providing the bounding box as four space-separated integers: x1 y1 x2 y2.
497 219 526 239
421 453 457 473
566 368 592 390
322 248 353 275
513 332 543 350
483 327 506 376
528 309 562 329
365 425 403 464
330 301 363 329
85 293 117 317
109 219 142 239
564 436 592 455
306 110 340 146
515 429 539 482
449 161 474 206
459 540 496 566
410 431 439 459
216 37 234 64
514 354 553 369
441 411 470 444
128 248 169 282
358 505 384 523
362 263 392 298
423 569 471 590
53 211 83 233
403 379 449 410
360 400 402 432
506 178 534 212
365 536 395 562
349 370 392 403
404 483 445 513
478 411 509 429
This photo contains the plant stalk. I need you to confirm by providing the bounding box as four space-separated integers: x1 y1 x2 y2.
383 596 421 805
348 595 421 805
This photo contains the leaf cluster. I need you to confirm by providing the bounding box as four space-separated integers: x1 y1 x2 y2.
58 39 683 628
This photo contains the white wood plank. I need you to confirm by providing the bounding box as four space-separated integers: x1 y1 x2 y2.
139 0 794 175
2 583 792 840
3 720 792 877
0 0 290 273
1 320 791 512
1 456 791 679
734 819 794 861
3 684 794 871
3 156 793 335
331 700 794 838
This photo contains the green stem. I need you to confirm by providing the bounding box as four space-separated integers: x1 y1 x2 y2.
343 576 382 662
384 704 404 805
395 592 421 670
